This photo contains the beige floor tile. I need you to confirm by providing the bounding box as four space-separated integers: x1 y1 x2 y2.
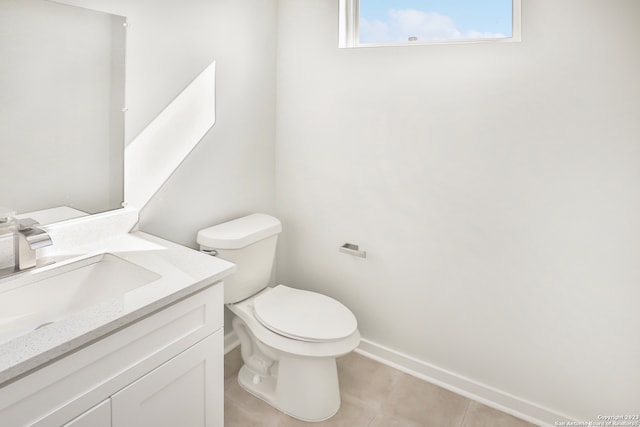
369 413 427 427
274 395 375 427
381 373 470 427
336 352 403 410
225 347 243 380
225 397 278 427
462 401 538 427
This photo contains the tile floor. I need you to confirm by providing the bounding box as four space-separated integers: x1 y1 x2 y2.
224 348 539 427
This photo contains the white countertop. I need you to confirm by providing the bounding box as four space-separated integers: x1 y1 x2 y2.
0 230 235 386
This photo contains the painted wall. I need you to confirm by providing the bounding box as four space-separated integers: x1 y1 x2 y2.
275 0 640 421
54 0 277 247
131 0 277 247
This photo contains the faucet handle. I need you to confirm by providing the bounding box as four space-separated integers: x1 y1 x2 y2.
22 229 53 250
15 218 53 250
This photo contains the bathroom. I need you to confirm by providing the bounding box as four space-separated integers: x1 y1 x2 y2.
1 0 639 426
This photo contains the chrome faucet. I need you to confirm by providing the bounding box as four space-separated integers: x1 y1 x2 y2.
14 218 54 270
0 209 53 272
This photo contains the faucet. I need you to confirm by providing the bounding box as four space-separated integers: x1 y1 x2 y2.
14 218 54 270
0 208 53 272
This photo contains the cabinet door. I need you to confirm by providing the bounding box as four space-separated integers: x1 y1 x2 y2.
111 330 223 427
62 399 111 427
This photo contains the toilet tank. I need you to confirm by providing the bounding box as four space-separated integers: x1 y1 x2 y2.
197 214 282 304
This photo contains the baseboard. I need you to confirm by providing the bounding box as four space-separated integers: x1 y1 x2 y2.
357 338 571 427
223 331 571 426
224 331 240 354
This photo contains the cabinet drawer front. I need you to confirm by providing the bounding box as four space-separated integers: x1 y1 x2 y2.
62 399 110 427
0 283 222 427
112 330 223 427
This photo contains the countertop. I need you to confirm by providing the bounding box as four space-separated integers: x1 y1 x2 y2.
0 230 235 386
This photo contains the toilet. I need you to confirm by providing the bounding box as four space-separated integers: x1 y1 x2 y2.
197 214 360 422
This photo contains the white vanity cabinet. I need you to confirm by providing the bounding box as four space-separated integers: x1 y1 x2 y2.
0 282 224 427
111 331 222 427
59 332 222 427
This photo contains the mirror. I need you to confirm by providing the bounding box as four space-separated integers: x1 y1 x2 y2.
0 0 125 223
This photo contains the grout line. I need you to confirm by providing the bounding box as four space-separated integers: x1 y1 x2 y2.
459 399 472 427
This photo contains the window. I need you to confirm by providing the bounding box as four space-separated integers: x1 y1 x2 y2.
339 0 521 48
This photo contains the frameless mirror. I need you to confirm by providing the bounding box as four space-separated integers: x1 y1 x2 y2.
0 0 125 223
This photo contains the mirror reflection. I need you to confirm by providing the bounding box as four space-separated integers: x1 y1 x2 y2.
0 0 125 222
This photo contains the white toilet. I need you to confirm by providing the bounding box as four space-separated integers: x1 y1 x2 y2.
197 213 360 422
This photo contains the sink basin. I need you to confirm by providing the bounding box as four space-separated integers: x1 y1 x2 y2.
0 254 161 345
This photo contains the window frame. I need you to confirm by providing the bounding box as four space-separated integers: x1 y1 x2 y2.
339 0 521 48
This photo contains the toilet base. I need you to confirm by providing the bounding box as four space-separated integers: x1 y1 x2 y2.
237 354 341 422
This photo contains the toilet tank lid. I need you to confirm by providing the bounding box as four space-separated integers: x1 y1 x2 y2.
197 213 282 249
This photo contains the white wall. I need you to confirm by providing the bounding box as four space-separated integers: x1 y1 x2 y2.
275 0 640 421
54 0 277 247
135 0 278 246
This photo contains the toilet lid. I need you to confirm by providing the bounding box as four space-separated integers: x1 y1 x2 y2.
253 285 358 343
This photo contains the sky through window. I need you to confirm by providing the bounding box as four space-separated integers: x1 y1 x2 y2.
359 0 513 44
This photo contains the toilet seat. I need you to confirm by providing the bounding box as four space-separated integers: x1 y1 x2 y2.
253 285 357 343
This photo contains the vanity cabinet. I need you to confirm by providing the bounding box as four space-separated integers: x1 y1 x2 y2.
0 283 224 427
111 331 222 427
59 331 222 427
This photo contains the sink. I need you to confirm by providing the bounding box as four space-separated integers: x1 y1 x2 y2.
0 253 161 345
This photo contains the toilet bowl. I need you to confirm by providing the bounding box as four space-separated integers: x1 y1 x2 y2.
197 214 360 422
229 286 360 421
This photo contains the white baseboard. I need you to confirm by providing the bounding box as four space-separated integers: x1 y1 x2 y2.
223 331 571 426
224 331 240 355
357 338 571 427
